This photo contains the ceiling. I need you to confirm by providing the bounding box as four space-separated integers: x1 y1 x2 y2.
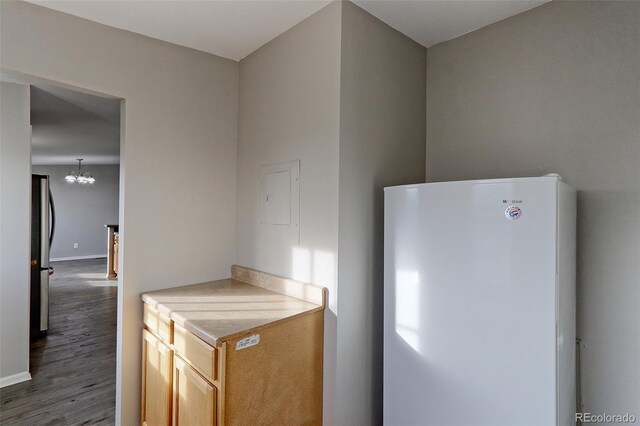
353 0 548 48
27 0 332 61
26 0 549 61
31 83 121 165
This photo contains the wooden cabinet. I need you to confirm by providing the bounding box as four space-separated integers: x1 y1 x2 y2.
173 323 217 383
105 224 118 279
140 265 326 426
144 304 172 344
141 329 173 426
173 355 217 426
113 233 119 275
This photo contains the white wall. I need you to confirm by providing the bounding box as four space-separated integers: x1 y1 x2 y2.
31 165 119 260
236 3 342 422
236 4 427 424
0 2 239 423
336 3 426 424
0 82 32 387
426 1 640 420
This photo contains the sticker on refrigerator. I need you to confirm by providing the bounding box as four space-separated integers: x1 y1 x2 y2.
505 206 523 220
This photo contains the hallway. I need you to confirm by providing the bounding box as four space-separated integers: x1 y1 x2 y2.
0 258 117 425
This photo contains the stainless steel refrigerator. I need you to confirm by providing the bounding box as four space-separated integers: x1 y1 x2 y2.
31 174 55 339
384 175 576 425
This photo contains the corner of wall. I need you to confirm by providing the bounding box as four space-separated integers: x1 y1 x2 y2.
335 4 426 424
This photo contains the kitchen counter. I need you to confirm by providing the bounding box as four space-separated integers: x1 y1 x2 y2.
140 265 326 425
141 266 325 347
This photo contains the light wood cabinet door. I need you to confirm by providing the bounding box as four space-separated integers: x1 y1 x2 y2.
141 329 173 426
173 355 217 426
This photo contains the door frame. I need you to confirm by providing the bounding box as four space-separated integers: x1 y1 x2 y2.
1 68 126 408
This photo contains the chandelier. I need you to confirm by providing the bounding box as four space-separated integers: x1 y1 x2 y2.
64 158 95 184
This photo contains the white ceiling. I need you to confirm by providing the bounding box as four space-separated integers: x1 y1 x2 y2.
31 83 121 165
354 0 549 48
27 0 332 61
26 0 549 61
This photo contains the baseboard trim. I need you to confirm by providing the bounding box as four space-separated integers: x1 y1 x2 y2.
51 254 107 262
0 371 32 388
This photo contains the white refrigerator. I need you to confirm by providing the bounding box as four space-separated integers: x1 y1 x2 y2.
383 176 576 426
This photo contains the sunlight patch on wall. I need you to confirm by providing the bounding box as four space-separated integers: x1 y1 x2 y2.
291 246 337 313
292 246 311 283
313 249 336 313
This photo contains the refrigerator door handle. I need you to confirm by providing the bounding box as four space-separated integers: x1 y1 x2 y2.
40 177 50 266
49 186 55 248
40 176 50 332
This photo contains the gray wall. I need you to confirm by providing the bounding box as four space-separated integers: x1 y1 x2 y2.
0 82 31 386
337 2 426 424
32 165 120 260
1 2 239 423
235 3 342 423
426 0 640 419
235 4 427 425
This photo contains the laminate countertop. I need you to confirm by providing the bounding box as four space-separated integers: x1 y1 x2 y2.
141 277 323 347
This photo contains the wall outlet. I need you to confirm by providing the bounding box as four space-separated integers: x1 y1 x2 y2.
73 243 79 249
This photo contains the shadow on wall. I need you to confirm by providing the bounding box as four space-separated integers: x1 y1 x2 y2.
574 189 640 415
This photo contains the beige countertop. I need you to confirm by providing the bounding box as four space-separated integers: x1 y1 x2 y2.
141 277 323 347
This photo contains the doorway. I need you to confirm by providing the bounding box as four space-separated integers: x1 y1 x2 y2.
0 77 123 424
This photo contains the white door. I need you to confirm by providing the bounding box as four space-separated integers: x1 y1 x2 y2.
384 178 558 425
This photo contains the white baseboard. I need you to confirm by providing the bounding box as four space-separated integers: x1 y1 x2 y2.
0 371 31 388
51 254 107 262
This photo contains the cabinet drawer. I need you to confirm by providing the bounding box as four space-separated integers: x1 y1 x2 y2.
173 323 217 382
144 304 173 343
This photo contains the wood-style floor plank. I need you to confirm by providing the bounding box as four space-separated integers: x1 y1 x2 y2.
0 258 117 425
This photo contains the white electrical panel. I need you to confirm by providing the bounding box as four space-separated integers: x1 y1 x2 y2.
263 170 291 225
260 161 300 243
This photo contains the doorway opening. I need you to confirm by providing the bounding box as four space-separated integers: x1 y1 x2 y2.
0 76 124 425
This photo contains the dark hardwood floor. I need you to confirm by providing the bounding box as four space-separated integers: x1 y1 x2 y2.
1 258 117 425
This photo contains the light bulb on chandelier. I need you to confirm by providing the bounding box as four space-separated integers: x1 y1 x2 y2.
65 158 95 184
